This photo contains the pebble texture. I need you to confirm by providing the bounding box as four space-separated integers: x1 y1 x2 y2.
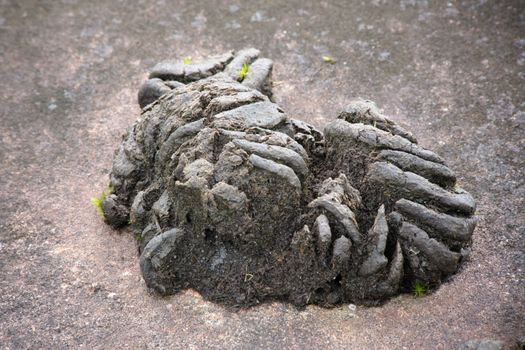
101 49 476 307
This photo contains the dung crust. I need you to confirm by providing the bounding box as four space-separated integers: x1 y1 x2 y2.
101 49 477 307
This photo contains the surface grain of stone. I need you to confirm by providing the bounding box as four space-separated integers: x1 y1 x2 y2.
0 0 523 349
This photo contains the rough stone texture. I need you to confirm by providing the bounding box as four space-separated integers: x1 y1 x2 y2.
1 0 523 349
100 49 477 307
460 339 504 350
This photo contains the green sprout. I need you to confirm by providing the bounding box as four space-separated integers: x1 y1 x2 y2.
182 57 191 65
237 63 249 81
90 183 112 219
135 232 142 242
322 55 333 63
90 192 106 219
413 281 426 298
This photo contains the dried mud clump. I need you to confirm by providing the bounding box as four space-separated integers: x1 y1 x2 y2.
100 48 477 307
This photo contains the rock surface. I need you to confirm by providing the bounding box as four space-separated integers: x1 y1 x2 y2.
101 49 477 307
2 1 523 348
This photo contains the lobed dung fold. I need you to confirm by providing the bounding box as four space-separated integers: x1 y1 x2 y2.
100 49 477 307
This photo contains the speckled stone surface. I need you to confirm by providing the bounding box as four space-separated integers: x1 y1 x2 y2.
1 0 523 349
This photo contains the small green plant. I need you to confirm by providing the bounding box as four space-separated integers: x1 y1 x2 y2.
413 281 426 298
135 232 142 242
237 63 249 81
128 217 133 225
90 183 112 219
322 55 333 63
182 57 191 65
90 192 106 219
